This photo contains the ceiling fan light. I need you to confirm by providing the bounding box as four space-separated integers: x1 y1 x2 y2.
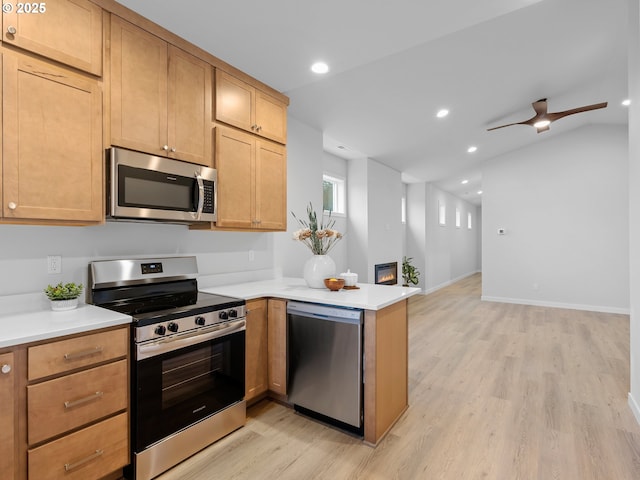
533 119 551 129
311 62 329 74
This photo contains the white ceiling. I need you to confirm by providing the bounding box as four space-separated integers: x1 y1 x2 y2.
116 0 629 206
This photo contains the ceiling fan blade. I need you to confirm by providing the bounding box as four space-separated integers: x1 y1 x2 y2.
486 122 524 131
546 102 608 122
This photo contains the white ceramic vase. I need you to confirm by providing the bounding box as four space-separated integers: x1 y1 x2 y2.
303 255 336 288
50 297 79 311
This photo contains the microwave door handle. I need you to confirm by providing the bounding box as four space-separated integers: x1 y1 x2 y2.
195 172 205 220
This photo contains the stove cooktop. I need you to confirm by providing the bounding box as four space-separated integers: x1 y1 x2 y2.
94 287 245 327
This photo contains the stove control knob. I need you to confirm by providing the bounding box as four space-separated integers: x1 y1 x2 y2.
195 316 206 326
155 325 166 336
167 322 179 333
218 311 228 320
229 309 238 318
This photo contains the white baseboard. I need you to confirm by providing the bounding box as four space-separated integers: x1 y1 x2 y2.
480 295 630 315
629 393 640 426
423 270 481 295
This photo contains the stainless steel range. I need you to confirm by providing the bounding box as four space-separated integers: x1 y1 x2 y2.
88 256 246 480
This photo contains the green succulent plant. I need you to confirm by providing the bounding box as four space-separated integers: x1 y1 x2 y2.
44 282 83 301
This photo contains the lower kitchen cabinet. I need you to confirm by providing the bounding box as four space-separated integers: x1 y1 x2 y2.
4 325 131 480
245 298 268 403
0 351 16 480
28 413 128 480
267 298 287 395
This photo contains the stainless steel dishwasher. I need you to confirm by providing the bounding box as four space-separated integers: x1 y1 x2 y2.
287 301 364 434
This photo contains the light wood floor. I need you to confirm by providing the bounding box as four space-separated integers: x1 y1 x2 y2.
157 274 640 479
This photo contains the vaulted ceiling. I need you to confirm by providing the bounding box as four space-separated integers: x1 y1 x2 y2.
117 0 629 205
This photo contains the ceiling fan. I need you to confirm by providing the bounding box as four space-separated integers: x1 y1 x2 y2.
487 98 608 133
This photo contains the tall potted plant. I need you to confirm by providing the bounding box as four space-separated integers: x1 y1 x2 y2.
402 256 420 287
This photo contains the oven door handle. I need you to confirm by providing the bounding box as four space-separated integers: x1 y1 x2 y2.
137 319 246 360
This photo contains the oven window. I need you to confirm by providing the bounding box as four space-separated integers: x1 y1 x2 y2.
134 330 245 450
162 343 225 409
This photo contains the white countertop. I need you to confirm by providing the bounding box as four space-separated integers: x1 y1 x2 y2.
201 277 421 310
0 293 131 349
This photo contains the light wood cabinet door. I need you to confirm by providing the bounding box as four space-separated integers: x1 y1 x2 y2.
27 359 128 445
215 70 287 144
110 15 168 157
267 299 287 395
255 139 286 230
214 126 286 231
28 328 128 381
111 17 213 166
215 70 254 133
28 412 128 480
214 126 254 229
2 0 102 76
245 298 268 402
168 45 212 166
255 90 287 144
2 52 102 223
0 351 15 480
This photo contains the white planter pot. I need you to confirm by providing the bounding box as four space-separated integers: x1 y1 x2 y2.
50 298 79 311
303 255 336 289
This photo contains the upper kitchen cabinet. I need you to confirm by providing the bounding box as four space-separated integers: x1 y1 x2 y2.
110 16 212 166
2 0 102 76
214 126 286 231
2 51 103 224
215 70 287 144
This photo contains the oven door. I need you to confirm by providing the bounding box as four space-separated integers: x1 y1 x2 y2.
108 146 217 223
133 321 245 451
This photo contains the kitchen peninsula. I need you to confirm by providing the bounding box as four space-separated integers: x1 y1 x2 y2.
202 278 421 445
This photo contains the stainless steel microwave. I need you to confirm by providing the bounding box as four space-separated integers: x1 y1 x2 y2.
107 147 217 223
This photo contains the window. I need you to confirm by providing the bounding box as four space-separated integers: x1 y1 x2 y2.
438 201 446 226
323 174 346 215
467 212 473 229
455 208 461 228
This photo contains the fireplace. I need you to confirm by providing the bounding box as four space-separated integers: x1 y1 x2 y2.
374 262 398 285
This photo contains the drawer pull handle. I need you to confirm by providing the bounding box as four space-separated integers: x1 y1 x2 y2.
63 346 103 361
64 449 104 471
64 391 104 409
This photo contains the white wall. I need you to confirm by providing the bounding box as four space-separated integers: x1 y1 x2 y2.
482 124 629 313
627 0 640 424
347 157 403 283
406 182 480 292
274 116 325 278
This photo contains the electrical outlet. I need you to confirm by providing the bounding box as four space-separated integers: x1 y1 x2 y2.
47 255 62 274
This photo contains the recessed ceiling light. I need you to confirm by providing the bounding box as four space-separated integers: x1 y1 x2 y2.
337 145 346 149
436 109 449 118
311 62 329 74
461 179 469 185
622 99 631 106
477 190 483 195
467 146 478 153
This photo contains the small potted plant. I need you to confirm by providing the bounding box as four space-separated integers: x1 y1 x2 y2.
44 282 83 311
402 256 420 287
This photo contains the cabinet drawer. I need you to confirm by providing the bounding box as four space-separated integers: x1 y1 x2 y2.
28 412 128 480
28 327 128 380
28 360 128 444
